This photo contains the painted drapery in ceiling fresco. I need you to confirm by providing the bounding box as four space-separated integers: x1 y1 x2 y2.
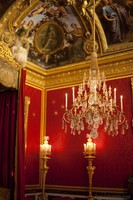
0 0 133 70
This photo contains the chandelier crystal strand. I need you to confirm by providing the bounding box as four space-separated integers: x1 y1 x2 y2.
62 0 128 138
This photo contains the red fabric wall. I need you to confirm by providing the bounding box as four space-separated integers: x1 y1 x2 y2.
46 77 133 189
25 85 42 186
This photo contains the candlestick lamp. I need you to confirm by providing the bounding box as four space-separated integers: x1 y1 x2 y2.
84 134 96 200
39 136 51 200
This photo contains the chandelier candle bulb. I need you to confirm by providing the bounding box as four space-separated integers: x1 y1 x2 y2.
114 88 117 105
110 98 112 112
120 95 123 112
72 87 75 102
84 136 96 155
109 86 112 97
40 136 51 157
65 93 68 110
84 143 87 152
94 85 97 102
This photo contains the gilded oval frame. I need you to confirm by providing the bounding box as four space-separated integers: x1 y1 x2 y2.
34 21 64 55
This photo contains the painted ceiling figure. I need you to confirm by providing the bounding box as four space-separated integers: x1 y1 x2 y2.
43 25 58 52
102 0 129 44
28 3 49 17
125 0 133 41
16 20 34 38
70 23 84 55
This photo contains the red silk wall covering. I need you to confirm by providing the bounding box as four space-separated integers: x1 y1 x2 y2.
46 77 133 189
25 85 42 186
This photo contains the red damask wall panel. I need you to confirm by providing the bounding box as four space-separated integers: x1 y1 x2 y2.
46 77 133 189
24 85 42 186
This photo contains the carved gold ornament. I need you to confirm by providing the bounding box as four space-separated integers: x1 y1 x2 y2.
24 96 31 152
83 35 99 55
1 31 15 46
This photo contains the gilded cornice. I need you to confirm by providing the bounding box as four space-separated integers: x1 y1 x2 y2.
26 67 46 89
25 52 133 90
43 62 133 89
100 58 133 79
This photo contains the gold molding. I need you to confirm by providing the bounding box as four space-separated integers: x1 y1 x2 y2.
24 85 45 189
45 184 128 194
25 51 133 90
26 68 46 89
25 184 128 196
24 96 31 152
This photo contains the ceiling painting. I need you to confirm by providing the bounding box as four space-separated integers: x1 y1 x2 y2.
0 0 133 70
96 0 133 53
15 1 87 69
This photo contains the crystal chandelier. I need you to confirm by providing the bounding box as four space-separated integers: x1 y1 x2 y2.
62 0 128 139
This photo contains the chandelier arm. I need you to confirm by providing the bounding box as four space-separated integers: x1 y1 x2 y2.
62 111 71 124
118 113 127 125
